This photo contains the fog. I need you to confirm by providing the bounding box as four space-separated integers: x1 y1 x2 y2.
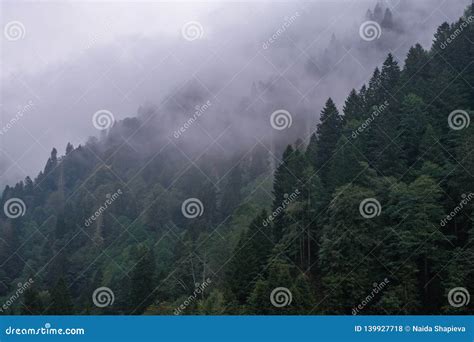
0 0 469 187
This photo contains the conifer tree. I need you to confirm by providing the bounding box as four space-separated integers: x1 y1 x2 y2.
398 94 428 167
228 211 272 304
327 136 365 190
319 185 381 313
314 98 343 184
342 89 363 123
48 277 73 314
129 247 156 314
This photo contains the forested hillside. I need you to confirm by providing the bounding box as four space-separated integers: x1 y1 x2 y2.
1 4 473 315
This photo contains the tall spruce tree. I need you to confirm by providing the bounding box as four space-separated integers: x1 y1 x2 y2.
314 98 343 184
129 247 156 314
48 277 73 314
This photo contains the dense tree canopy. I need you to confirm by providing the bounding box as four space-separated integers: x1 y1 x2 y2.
0 4 473 315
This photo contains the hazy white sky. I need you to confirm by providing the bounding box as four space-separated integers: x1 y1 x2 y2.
1 0 221 76
0 0 469 188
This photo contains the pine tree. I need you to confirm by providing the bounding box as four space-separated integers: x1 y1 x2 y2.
401 44 431 100
314 98 343 184
272 145 304 241
227 211 272 304
382 176 447 313
381 8 394 29
246 278 270 314
319 184 382 313
373 2 383 22
398 94 428 168
66 143 74 155
418 124 447 172
48 277 73 314
365 68 382 109
342 89 363 122
44 148 58 174
327 136 365 190
129 247 156 314
380 53 401 97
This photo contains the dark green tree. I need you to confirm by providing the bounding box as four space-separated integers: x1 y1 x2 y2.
129 247 156 314
48 277 73 314
314 98 343 184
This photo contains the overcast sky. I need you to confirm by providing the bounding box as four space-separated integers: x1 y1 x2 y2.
0 0 469 188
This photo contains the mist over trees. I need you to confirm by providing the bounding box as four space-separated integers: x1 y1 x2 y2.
0 2 473 315
0 0 467 187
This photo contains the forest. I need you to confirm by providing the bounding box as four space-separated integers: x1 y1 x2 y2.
0 3 473 315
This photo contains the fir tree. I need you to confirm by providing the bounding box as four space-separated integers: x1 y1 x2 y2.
48 277 73 314
314 98 343 184
129 247 156 314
